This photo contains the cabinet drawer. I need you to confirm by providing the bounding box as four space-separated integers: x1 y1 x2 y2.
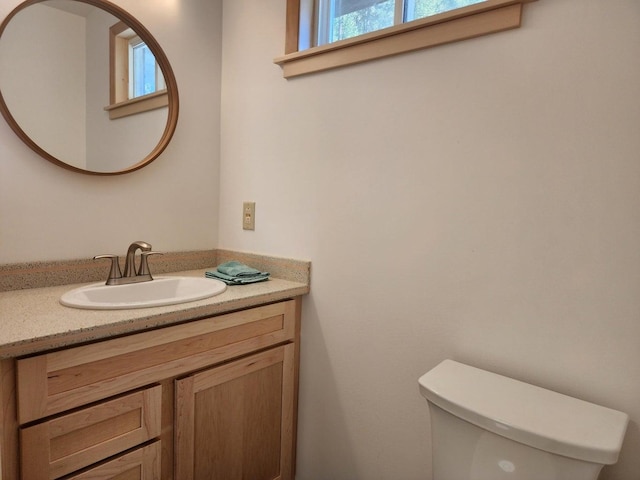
17 300 297 423
20 386 161 480
66 441 161 480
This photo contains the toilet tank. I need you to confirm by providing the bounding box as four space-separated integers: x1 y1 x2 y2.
418 360 629 480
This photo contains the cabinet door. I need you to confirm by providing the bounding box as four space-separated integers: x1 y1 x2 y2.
175 344 296 480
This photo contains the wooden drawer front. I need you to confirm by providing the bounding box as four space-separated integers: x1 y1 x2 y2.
20 386 161 480
66 441 161 480
17 300 297 423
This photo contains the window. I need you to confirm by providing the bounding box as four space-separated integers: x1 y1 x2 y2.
318 0 485 45
275 0 537 78
105 22 168 119
129 36 166 99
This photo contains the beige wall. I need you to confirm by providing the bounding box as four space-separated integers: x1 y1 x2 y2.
218 1 640 479
0 0 222 262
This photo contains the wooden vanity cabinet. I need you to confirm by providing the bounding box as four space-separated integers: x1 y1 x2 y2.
1 298 301 480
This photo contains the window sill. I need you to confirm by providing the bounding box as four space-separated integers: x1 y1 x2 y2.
274 0 534 78
104 90 168 120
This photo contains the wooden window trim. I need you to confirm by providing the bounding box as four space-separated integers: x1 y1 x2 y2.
104 90 169 120
109 21 129 106
275 0 536 78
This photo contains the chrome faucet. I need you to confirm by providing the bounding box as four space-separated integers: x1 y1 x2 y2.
94 241 162 285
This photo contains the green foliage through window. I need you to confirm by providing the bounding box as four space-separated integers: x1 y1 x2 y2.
408 0 486 21
331 0 395 42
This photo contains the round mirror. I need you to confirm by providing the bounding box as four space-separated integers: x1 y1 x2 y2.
0 0 178 175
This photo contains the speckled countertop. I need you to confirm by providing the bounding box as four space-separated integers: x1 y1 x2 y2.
0 251 310 359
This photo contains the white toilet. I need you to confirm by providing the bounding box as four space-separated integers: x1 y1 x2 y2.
418 360 629 480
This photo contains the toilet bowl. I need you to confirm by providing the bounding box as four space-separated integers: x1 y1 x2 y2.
418 360 629 480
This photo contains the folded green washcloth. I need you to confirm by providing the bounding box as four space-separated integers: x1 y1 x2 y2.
206 261 270 285
216 261 265 278
206 271 269 284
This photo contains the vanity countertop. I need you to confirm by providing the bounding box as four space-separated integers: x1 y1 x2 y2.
0 269 309 359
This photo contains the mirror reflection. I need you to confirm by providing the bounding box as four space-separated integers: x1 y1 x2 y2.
0 0 178 174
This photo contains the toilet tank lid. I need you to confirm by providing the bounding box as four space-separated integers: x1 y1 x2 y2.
418 360 629 465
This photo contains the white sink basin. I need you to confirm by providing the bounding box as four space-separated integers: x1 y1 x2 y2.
60 276 227 310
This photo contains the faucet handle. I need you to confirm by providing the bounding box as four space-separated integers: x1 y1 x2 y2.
93 254 122 285
138 251 163 277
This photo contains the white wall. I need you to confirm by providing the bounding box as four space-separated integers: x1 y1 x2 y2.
219 1 640 479
0 0 222 262
0 3 86 166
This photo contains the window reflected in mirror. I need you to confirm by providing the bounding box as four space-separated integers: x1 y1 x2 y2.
107 20 168 120
130 37 166 99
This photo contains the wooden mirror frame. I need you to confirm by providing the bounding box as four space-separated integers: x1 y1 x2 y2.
0 0 179 175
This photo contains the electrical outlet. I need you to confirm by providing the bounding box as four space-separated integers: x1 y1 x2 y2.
243 202 255 230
